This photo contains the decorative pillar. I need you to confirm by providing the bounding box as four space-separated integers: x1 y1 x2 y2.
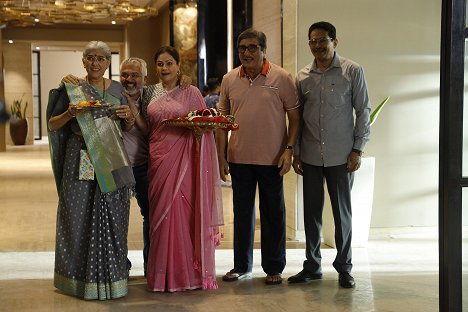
0 29 6 152
170 0 199 86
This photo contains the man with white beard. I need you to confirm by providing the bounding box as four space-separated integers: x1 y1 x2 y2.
119 57 151 277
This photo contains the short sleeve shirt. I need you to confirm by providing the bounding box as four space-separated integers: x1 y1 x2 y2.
218 60 299 165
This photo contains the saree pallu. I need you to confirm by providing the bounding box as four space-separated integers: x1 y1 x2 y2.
65 82 135 193
146 85 223 292
47 81 132 300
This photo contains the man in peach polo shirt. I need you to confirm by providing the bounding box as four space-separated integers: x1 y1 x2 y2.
216 28 300 285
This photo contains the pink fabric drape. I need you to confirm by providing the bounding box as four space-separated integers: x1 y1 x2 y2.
146 85 223 292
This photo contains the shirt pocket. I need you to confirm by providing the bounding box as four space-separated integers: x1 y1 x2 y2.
259 85 281 107
260 84 280 97
324 78 351 109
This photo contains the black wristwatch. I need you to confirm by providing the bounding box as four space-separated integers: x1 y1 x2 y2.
285 145 293 150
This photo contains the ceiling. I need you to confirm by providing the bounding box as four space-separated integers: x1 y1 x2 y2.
0 0 169 27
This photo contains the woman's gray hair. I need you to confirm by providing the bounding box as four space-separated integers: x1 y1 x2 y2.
120 57 148 77
83 41 112 59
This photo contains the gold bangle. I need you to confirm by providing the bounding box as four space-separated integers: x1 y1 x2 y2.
66 108 75 118
124 117 135 125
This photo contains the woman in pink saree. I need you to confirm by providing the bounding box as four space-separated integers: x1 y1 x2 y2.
146 46 223 292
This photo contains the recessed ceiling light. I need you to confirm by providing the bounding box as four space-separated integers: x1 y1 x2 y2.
111 20 116 25
34 18 39 22
36 47 40 50
8 40 13 44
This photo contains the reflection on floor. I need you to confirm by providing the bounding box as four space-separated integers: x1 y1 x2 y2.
0 139 462 311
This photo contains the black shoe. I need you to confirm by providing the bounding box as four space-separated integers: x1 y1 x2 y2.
287 270 323 283
339 272 355 288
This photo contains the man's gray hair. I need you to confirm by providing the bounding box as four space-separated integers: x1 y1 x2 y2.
120 57 148 77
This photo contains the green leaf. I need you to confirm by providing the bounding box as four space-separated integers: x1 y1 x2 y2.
10 95 26 119
370 96 390 127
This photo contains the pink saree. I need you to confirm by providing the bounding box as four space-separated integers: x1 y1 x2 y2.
146 84 223 292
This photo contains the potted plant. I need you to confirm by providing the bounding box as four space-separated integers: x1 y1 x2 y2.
9 96 29 145
322 96 390 247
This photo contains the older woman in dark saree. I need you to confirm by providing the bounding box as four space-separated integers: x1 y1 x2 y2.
47 41 135 300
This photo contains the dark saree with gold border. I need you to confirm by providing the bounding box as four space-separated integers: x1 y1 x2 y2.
47 81 134 300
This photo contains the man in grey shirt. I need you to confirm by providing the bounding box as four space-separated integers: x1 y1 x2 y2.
289 21 371 288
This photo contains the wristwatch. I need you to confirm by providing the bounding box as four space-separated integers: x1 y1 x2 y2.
285 145 293 150
352 149 363 156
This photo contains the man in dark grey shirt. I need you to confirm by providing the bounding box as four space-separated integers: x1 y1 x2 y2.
289 21 371 289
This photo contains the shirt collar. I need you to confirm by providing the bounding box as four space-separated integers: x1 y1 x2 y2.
311 52 340 72
240 59 270 77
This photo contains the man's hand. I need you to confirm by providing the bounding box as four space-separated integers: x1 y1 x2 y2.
278 149 293 176
292 155 303 175
346 151 362 172
115 105 133 120
122 92 138 109
179 75 192 89
218 157 230 181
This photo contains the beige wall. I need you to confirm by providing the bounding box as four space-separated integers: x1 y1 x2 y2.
282 0 297 76
126 4 170 85
4 42 33 145
253 0 281 66
296 0 442 228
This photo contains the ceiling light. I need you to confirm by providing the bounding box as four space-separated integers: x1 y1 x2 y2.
111 20 116 24
130 8 146 13
0 1 159 27
8 40 13 44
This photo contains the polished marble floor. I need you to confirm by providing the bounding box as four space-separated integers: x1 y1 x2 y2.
0 139 463 311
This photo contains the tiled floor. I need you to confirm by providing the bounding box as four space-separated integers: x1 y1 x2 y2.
0 139 462 311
